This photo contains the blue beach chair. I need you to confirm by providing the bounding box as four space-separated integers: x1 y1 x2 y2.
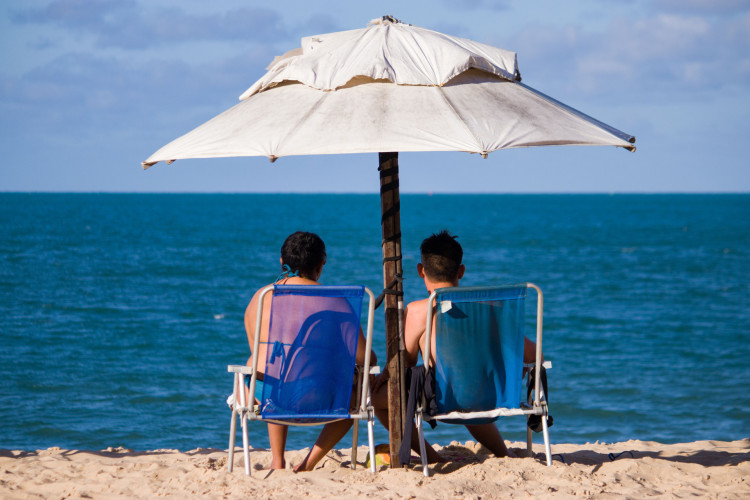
415 283 552 476
227 285 378 474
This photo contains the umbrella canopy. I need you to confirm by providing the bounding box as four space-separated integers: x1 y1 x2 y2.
142 16 635 467
142 16 634 168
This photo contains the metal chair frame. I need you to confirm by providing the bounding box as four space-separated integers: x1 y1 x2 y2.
416 283 552 476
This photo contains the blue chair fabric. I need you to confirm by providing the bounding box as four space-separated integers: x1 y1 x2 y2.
260 285 364 420
433 285 527 424
414 283 552 476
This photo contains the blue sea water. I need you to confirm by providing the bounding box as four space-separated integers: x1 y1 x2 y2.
1 193 749 452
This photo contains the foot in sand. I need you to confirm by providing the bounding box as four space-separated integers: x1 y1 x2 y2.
269 458 286 470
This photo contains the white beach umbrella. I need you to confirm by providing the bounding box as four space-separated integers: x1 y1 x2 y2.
143 17 633 167
142 16 635 466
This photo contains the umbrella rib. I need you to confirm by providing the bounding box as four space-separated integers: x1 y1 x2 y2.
518 82 636 149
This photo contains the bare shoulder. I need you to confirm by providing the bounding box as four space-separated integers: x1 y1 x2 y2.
403 298 429 363
404 298 429 338
245 287 261 315
405 298 429 322
245 284 273 321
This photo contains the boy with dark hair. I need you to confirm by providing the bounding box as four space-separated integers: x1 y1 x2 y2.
418 229 464 283
244 231 377 471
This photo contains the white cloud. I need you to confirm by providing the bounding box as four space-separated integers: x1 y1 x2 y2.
493 11 750 100
11 0 288 49
0 47 273 151
653 0 750 15
439 0 510 10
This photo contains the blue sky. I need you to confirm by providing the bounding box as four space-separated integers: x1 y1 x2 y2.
1 0 748 193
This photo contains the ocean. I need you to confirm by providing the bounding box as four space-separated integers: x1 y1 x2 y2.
1 193 748 452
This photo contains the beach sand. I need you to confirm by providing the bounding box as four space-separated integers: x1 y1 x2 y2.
2 439 748 499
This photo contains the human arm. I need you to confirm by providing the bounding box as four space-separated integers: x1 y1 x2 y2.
522 337 542 377
355 327 377 367
244 291 258 367
372 301 426 392
403 300 427 368
244 287 272 377
523 337 541 364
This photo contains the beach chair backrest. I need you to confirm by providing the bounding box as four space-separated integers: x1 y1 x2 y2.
260 285 364 419
430 285 527 417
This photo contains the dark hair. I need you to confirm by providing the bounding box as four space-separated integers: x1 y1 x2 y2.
280 231 326 279
420 230 463 282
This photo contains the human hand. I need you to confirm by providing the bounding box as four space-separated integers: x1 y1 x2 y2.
372 369 390 393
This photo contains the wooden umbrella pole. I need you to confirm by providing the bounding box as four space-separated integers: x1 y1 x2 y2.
378 152 406 467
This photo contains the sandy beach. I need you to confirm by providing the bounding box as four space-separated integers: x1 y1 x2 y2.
2 439 748 499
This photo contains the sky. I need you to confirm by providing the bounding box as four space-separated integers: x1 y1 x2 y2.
1 0 748 193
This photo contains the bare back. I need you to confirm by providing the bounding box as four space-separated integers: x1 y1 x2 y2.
244 276 320 378
403 297 437 368
244 276 375 378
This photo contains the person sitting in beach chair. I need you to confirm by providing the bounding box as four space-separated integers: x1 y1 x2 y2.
373 230 542 465
238 231 378 472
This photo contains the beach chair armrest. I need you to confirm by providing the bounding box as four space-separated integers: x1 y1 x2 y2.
354 365 381 375
523 361 552 370
227 365 254 375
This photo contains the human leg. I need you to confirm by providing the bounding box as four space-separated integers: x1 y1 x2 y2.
370 375 390 429
267 422 288 469
524 337 537 364
465 423 514 458
293 419 353 472
370 375 444 464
